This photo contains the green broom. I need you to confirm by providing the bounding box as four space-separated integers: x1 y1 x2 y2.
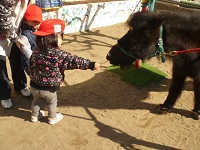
106 62 167 88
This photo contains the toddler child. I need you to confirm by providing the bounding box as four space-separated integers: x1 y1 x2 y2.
19 4 43 75
29 19 100 125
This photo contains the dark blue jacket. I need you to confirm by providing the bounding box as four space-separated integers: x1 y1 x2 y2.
20 22 37 75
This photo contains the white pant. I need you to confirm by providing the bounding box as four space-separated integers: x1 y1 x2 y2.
0 38 12 56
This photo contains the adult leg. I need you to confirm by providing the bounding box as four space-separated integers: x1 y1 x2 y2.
0 55 12 108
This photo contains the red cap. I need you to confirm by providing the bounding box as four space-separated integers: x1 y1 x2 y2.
24 4 43 23
33 19 65 36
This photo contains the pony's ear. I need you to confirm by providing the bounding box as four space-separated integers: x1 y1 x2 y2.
126 11 150 28
144 15 165 37
148 15 165 30
127 11 165 30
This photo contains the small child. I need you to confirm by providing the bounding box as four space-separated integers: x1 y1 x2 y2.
29 19 100 125
19 4 43 75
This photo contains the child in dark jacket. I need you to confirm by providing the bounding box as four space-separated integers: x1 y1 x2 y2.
19 4 43 75
7 4 42 101
29 19 100 125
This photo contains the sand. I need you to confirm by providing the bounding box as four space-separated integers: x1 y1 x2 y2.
1 1 200 149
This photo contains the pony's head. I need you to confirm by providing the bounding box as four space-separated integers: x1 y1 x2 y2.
106 11 165 67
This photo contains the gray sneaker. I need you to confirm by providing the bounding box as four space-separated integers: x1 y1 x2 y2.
20 87 32 97
1 99 12 108
31 110 45 123
48 113 63 125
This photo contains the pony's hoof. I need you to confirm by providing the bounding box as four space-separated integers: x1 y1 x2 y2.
157 104 170 114
192 111 200 120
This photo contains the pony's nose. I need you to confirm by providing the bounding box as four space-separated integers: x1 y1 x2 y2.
106 53 111 60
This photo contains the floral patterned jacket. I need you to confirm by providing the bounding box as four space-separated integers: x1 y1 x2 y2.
29 47 95 91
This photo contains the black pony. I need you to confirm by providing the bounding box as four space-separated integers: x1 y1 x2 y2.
106 10 200 120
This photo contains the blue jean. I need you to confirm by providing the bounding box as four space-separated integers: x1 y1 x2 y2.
30 87 58 119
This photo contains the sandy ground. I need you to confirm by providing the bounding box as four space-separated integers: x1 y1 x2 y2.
1 21 200 150
1 0 200 147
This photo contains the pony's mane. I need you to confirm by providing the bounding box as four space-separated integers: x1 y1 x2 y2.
126 10 200 30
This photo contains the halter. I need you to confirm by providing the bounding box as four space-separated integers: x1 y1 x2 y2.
116 43 134 58
116 26 166 62
116 26 200 63
148 25 166 63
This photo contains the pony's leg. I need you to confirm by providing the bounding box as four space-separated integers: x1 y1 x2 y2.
158 66 187 114
192 80 200 120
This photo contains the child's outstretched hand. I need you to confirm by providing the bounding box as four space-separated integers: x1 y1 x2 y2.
94 63 100 70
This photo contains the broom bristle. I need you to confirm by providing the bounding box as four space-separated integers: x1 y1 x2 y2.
106 62 167 88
